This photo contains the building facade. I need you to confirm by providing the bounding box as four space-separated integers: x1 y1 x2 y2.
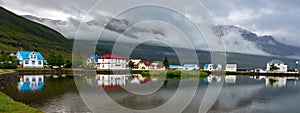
16 51 44 68
203 64 222 71
266 59 288 72
97 54 127 70
226 64 237 72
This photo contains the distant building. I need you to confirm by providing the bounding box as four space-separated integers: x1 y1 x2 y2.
150 61 165 70
266 59 287 72
203 64 222 71
129 59 141 68
97 54 127 70
183 64 199 70
226 64 237 72
18 75 44 91
137 60 152 70
87 55 99 68
16 51 45 68
169 64 183 70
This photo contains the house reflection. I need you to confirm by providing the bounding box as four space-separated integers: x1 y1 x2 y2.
225 75 237 83
204 75 222 83
94 74 129 90
265 77 287 88
18 75 44 92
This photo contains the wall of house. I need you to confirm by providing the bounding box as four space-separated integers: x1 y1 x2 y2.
97 59 127 70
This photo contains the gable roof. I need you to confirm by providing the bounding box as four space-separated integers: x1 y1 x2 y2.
100 54 125 59
138 60 152 66
17 51 44 60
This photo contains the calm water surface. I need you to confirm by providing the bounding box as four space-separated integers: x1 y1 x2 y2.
1 74 300 113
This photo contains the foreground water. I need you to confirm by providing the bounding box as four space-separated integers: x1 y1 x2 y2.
1 74 300 113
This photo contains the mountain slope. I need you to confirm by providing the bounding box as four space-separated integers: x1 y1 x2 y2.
218 25 300 57
0 7 72 59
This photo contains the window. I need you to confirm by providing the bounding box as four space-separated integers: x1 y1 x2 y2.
38 61 42 65
38 77 42 82
25 78 29 82
25 60 29 64
32 77 36 82
32 61 35 65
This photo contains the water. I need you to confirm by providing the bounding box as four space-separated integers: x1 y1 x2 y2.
1 74 300 113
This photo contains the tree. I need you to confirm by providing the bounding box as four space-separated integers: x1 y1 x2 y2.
55 53 64 67
128 61 134 69
46 52 64 68
163 56 169 69
64 60 72 68
270 64 279 71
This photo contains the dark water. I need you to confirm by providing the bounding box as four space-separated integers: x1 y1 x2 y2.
1 74 300 113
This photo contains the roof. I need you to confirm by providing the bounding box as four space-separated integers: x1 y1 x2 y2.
100 54 125 59
204 64 210 68
138 60 152 66
17 51 44 60
88 55 99 62
268 59 284 64
184 64 198 67
226 64 237 68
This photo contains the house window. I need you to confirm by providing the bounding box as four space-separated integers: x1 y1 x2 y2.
32 61 35 65
25 78 29 82
32 77 36 82
38 61 42 65
25 60 29 64
38 77 42 82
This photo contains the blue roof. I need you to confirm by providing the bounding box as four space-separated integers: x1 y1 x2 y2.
18 82 44 92
269 59 284 63
93 56 99 62
204 64 209 68
17 51 44 61
184 64 197 67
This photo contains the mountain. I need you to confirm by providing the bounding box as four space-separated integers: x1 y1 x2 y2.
0 7 72 59
22 15 67 25
22 15 300 58
217 25 300 57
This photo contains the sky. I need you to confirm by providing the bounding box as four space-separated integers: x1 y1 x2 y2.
0 0 299 55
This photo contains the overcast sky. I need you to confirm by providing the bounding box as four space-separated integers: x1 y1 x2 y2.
0 0 299 55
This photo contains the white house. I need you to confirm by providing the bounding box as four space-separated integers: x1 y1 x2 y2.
97 54 127 70
266 59 288 72
169 64 184 70
226 64 237 72
203 64 222 71
16 51 44 68
183 64 199 70
18 75 44 91
129 59 141 68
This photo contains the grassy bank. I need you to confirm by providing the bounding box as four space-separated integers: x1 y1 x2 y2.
0 69 15 75
0 92 42 113
141 70 209 80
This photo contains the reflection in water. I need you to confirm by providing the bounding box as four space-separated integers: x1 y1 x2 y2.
250 76 299 88
18 75 44 92
95 74 128 89
266 77 287 88
204 75 222 83
225 75 237 83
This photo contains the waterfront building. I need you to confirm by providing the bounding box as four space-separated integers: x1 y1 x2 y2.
183 64 199 70
226 64 237 72
266 59 288 72
150 61 165 70
203 64 222 71
16 51 45 68
96 54 127 70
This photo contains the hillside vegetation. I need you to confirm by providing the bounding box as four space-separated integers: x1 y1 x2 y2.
0 6 72 59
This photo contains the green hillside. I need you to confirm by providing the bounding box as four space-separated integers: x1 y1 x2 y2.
0 6 72 59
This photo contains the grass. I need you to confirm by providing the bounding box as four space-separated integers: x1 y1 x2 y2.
0 92 42 113
0 69 15 75
142 70 209 80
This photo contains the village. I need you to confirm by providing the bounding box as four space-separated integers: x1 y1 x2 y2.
5 50 298 74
